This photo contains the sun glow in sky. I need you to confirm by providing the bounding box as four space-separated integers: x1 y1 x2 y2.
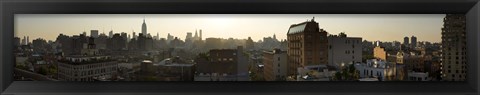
15 14 444 43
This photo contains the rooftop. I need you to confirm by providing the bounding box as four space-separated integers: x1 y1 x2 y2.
59 55 115 65
155 58 194 67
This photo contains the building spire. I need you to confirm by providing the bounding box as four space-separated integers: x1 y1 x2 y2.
312 16 315 21
143 16 145 23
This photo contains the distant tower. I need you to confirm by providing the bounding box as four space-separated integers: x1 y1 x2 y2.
411 36 417 48
26 36 29 44
141 17 147 37
132 30 136 39
403 36 409 46
156 32 159 40
273 33 277 40
109 29 113 38
199 29 202 40
22 36 26 45
194 30 198 40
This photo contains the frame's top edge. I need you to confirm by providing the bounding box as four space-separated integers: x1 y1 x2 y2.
2 0 479 3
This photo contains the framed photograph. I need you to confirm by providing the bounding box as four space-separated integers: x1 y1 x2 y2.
1 0 479 95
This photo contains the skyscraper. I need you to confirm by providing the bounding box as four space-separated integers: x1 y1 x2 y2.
286 17 328 78
22 36 26 45
194 30 198 40
91 30 99 38
411 36 417 48
141 18 147 37
441 14 466 81
403 36 409 46
26 36 29 45
273 33 277 40
109 30 113 38
132 31 136 39
199 29 202 41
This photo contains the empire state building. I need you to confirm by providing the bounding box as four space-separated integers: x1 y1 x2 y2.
141 18 147 37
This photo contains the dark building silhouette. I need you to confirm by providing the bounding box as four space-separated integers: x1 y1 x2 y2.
32 38 48 53
14 37 21 48
246 37 254 50
107 34 127 51
205 38 222 50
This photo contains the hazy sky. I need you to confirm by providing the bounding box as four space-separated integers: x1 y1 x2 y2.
15 14 444 43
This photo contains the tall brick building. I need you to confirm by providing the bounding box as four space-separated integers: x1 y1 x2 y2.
287 18 328 78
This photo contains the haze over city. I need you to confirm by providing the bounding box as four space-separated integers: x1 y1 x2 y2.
15 14 443 43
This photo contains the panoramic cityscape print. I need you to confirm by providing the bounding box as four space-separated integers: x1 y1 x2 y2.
14 14 466 81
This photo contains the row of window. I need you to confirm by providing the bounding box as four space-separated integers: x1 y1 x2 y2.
215 58 234 62
60 63 115 70
446 70 466 74
59 67 116 77
345 39 361 44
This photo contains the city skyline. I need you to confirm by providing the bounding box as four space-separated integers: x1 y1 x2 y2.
15 14 444 43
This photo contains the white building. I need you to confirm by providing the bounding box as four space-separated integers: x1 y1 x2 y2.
295 65 337 81
408 72 430 81
58 55 117 81
354 59 395 81
328 33 362 68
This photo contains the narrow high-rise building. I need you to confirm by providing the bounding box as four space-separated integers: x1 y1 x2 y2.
411 36 417 48
286 17 328 79
441 14 466 81
109 29 113 38
199 29 202 41
26 36 29 45
141 17 147 37
403 36 409 47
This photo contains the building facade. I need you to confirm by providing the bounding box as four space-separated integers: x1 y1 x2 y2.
195 46 249 81
327 33 362 68
287 18 328 78
441 14 466 81
263 49 287 81
57 55 117 81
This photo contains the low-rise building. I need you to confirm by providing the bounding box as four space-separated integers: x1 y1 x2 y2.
154 57 195 81
57 55 117 81
408 72 430 81
354 59 396 81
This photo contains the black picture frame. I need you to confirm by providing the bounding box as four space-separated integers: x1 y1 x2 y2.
1 0 479 95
